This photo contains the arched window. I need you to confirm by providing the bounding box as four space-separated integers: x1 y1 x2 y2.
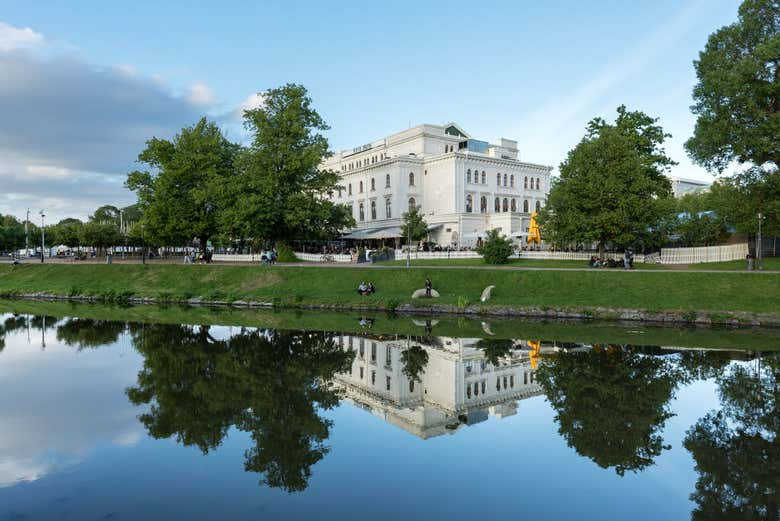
409 379 415 392
371 200 377 219
386 198 392 218
503 173 508 187
503 198 509 212
523 200 529 212
359 181 363 193
408 197 416 212
511 199 517 212
536 178 541 190
481 381 486 394
386 173 391 188
524 176 528 189
494 197 500 212
496 173 501 185
409 172 415 186
466 385 471 399
348 183 352 196
510 175 514 187
535 200 541 212
359 202 365 221
371 178 375 191
480 196 487 213
467 169 471 183
465 194 473 213
481 171 486 184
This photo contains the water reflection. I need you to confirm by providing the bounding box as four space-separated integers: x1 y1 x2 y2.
0 311 777 516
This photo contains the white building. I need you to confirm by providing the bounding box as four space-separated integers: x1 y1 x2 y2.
668 176 710 198
331 333 543 439
322 123 553 248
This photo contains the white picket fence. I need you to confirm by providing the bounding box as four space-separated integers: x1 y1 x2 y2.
659 243 748 264
214 244 746 265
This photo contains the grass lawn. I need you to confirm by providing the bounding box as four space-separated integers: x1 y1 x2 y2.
0 263 778 314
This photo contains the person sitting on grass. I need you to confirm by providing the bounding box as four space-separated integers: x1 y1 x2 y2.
367 282 375 294
357 281 368 295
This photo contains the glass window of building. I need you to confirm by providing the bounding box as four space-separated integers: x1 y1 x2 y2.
536 178 540 190
535 200 541 212
502 198 508 212
371 370 376 385
480 196 487 214
496 173 501 185
408 197 416 212
409 172 415 186
503 173 508 187
523 200 529 212
409 379 415 392
510 175 514 187
386 173 390 188
371 178 375 191
371 343 377 362
481 171 486 184
465 194 473 213
494 197 500 212
386 198 392 218
359 181 363 193
359 202 365 221
370 200 376 219
386 376 391 391
348 183 352 195
511 199 517 212
467 169 471 183
524 176 528 189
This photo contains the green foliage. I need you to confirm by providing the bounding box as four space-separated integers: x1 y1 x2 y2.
539 106 675 253
475 338 514 365
275 243 298 262
126 117 238 250
683 353 780 520
219 84 354 244
400 345 429 382
685 0 780 173
401 205 428 244
477 228 514 264
80 222 122 250
0 214 28 252
126 324 354 492
456 295 470 308
537 347 681 476
708 170 780 236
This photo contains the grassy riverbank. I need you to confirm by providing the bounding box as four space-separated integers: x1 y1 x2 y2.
2 299 779 351
377 257 780 270
1 264 778 319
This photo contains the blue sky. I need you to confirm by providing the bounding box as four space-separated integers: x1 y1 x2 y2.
0 0 742 221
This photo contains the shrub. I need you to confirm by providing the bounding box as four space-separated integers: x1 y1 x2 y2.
457 295 470 309
477 229 514 264
275 244 298 263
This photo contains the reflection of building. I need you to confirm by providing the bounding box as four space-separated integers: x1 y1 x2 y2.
331 334 543 439
322 123 552 247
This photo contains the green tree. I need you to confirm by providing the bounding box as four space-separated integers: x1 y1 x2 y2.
401 204 428 246
536 346 680 475
708 170 780 236
400 344 429 383
538 106 675 256
126 117 238 253
477 228 514 264
56 318 126 349
685 0 780 173
51 218 84 248
91 205 121 225
475 338 515 365
0 214 26 253
126 324 354 493
220 84 354 245
80 222 122 254
684 354 779 520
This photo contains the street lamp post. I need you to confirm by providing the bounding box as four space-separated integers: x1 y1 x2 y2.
757 212 764 271
39 210 45 263
25 209 30 257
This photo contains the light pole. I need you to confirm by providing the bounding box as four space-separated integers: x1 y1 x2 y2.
25 209 30 257
757 212 764 271
39 210 45 263
141 224 146 265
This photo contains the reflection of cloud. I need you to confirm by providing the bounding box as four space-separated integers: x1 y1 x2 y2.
0 318 146 487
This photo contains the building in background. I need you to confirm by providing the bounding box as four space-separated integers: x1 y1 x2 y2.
322 123 553 248
668 176 711 198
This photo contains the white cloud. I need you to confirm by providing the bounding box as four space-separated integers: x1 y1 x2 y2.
240 92 264 112
187 81 216 106
0 21 43 52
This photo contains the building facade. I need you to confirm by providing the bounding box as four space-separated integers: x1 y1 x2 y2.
322 123 553 248
669 176 710 198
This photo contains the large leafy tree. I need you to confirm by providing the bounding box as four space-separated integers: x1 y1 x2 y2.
685 0 780 173
220 84 353 244
684 353 779 520
401 205 428 245
126 117 238 252
536 346 680 475
708 169 780 236
126 324 354 493
538 106 675 256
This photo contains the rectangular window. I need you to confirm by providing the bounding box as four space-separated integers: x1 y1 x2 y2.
386 376 391 391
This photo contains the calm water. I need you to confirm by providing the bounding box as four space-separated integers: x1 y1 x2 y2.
0 309 777 520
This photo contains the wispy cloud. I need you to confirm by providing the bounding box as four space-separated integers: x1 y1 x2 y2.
0 21 43 52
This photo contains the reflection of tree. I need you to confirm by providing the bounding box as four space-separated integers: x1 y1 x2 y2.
537 346 680 475
684 354 779 520
676 349 734 383
475 338 514 366
56 318 127 349
0 314 29 350
401 345 429 382
126 325 354 492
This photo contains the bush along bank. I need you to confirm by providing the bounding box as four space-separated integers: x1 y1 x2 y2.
0 264 778 326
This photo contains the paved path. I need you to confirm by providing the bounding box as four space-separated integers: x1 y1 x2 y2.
14 257 779 274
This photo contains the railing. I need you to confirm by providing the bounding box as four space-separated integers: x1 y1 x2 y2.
659 243 748 264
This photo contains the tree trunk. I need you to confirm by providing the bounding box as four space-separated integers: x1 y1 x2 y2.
598 241 605 260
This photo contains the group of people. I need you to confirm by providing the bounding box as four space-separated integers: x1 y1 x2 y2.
260 249 277 265
588 251 634 269
357 281 376 295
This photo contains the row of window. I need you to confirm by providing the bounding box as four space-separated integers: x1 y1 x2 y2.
356 366 393 391
337 172 416 198
465 169 542 190
464 195 542 214
465 373 523 399
343 153 388 172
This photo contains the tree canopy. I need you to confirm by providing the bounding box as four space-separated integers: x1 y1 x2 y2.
477 229 514 264
219 84 354 244
538 106 675 255
686 0 780 173
126 117 238 251
401 204 428 244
